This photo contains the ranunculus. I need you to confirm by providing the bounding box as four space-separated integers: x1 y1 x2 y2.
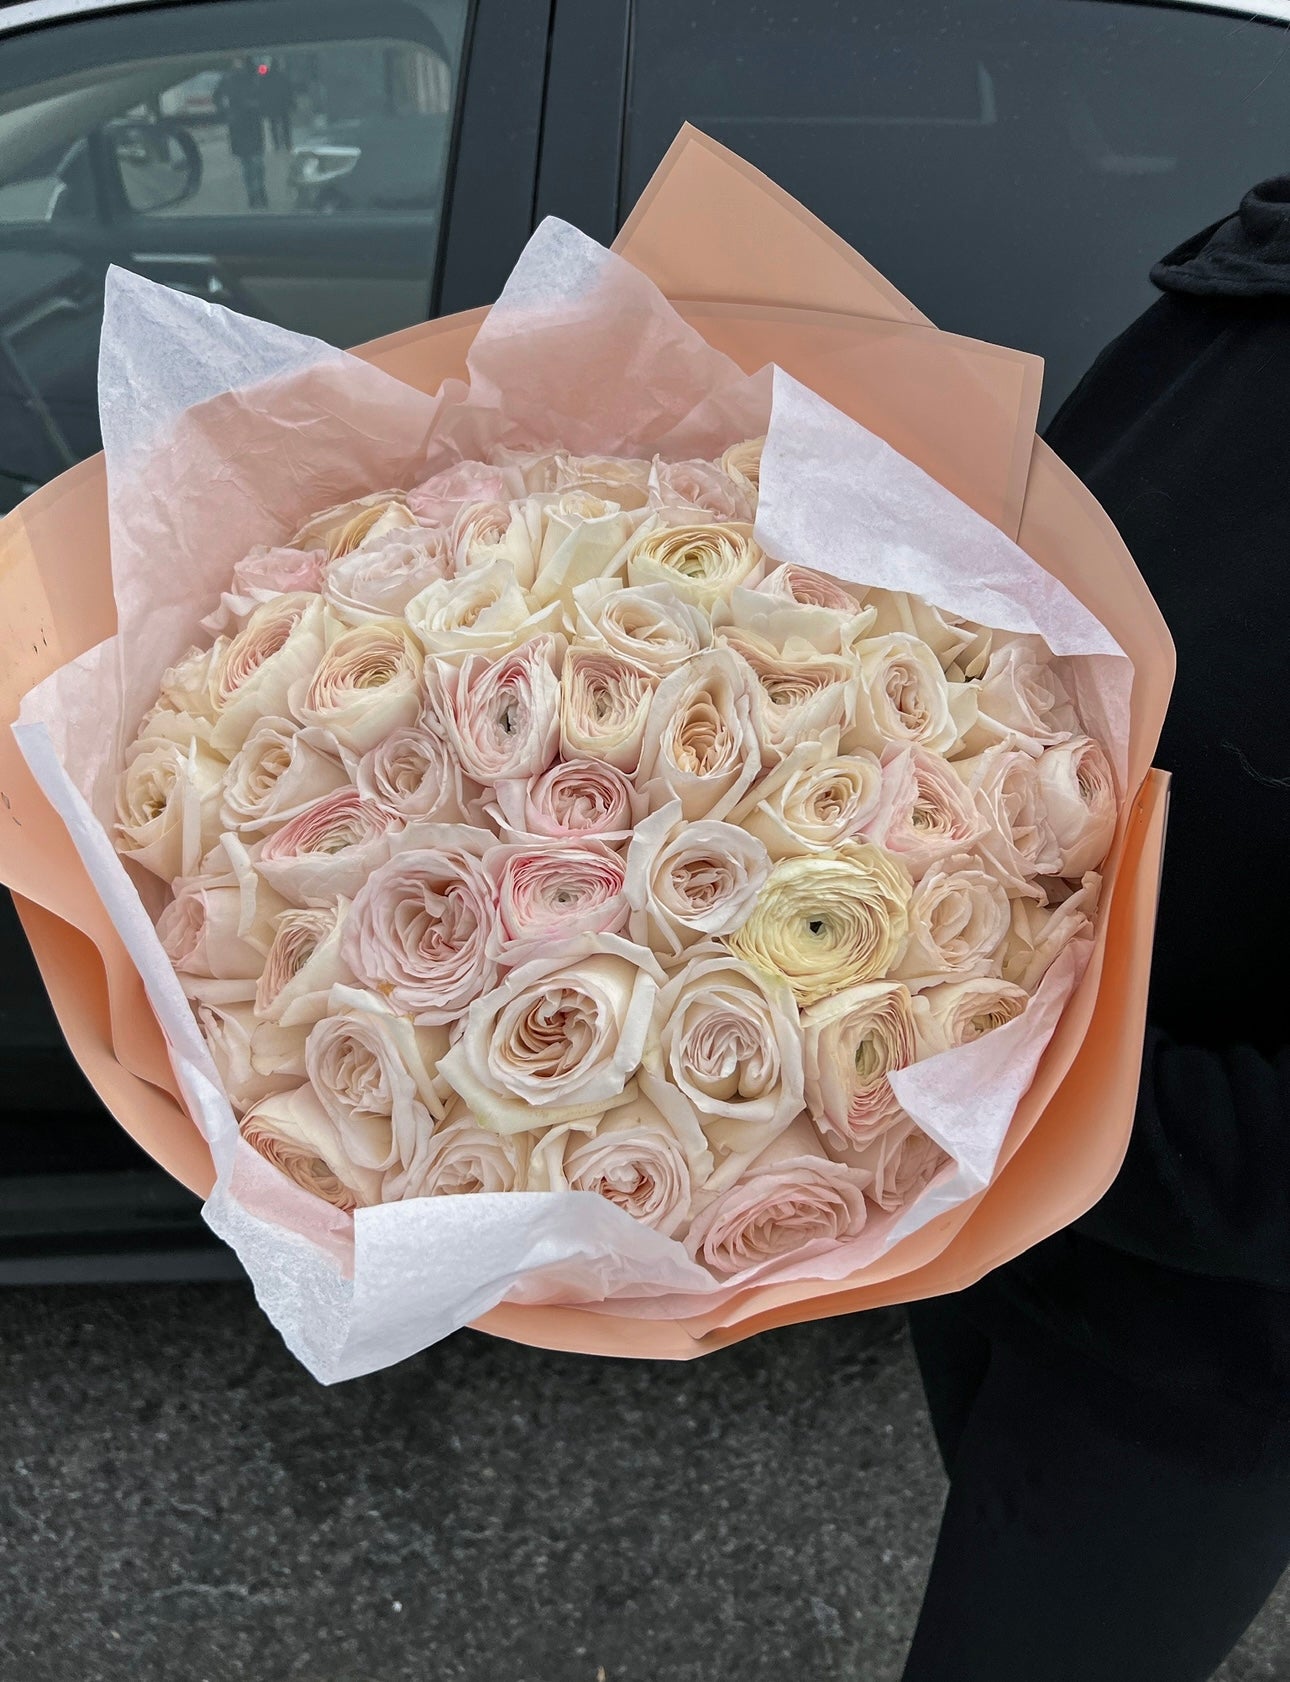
116 735 225 882
484 839 629 959
626 517 764 610
525 493 636 612
239 1085 381 1210
955 744 1062 896
210 592 331 755
801 980 918 1149
198 996 304 1113
305 985 449 1201
255 788 403 904
571 579 712 674
559 646 655 772
1002 872 1101 991
1036 735 1117 877
293 620 423 754
437 934 663 1133
959 633 1077 752
685 1134 868 1278
255 899 355 1027
426 634 562 783
526 1096 711 1238
714 623 858 759
719 435 764 494
157 853 284 980
635 648 762 821
405 560 562 661
649 457 755 522
729 734 883 859
323 527 454 624
403 1103 530 1197
727 844 913 1007
407 460 508 525
862 590 991 677
221 718 350 836
913 976 1029 1056
342 830 498 1025
230 544 326 599
845 633 973 758
451 501 538 587
893 853 1011 985
288 491 417 560
848 1118 949 1213
624 802 770 959
861 746 987 877
552 453 652 510
488 758 639 843
355 725 481 824
644 951 803 1186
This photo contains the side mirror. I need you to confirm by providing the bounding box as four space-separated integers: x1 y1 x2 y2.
107 118 203 214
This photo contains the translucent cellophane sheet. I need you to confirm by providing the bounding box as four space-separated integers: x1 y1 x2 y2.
14 219 1130 1381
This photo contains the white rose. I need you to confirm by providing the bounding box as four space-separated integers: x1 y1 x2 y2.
626 516 764 611
635 648 762 821
893 853 1011 986
960 633 1077 752
845 633 974 758
525 492 637 613
861 746 987 878
847 1118 949 1213
862 590 991 677
195 994 303 1114
239 1084 382 1210
221 718 350 837
1002 872 1101 991
649 457 755 522
157 849 284 980
254 789 403 905
451 501 538 587
425 633 562 784
116 735 225 883
158 641 229 723
719 435 764 494
714 623 858 760
210 593 331 755
913 976 1030 1056
955 744 1062 896
255 898 356 1028
1036 736 1117 877
355 725 482 825
801 980 918 1150
755 561 869 621
292 619 423 754
323 526 455 624
552 453 652 510
405 560 563 661
728 733 883 859
624 801 770 959
571 579 712 674
288 491 417 560
403 1103 530 1196
559 646 656 772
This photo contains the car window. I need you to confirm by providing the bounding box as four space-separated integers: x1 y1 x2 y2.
623 0 1290 422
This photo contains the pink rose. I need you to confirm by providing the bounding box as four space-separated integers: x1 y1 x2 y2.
913 976 1030 1056
355 724 482 824
488 758 639 843
801 980 918 1150
685 1147 868 1278
323 528 455 624
231 545 326 598
158 861 283 981
552 453 652 509
294 621 423 754
256 789 403 904
649 457 755 522
1002 872 1101 992
893 853 1012 985
289 492 417 561
756 561 866 617
960 633 1077 752
955 744 1062 895
484 840 629 960
255 900 355 1028
221 718 350 837
239 1085 381 1210
559 646 655 772
1036 736 1117 877
211 592 329 755
861 746 987 878
571 580 711 675
403 1104 530 1196
848 1119 949 1213
426 634 562 783
624 802 770 959
635 648 762 822
408 460 508 525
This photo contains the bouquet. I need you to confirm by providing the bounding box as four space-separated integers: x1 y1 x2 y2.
0 132 1171 1378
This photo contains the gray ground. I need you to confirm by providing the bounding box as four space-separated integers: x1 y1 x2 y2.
1 1286 1286 1682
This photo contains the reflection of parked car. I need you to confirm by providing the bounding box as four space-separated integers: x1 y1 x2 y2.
289 113 448 213
159 69 223 123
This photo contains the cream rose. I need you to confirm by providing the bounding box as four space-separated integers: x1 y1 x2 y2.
719 436 764 493
407 460 508 525
484 839 629 959
194 992 303 1113
863 590 991 677
526 493 636 612
685 1143 868 1278
451 501 538 586
756 561 866 617
960 633 1077 751
157 859 283 980
488 758 639 843
342 830 498 1025
956 744 1062 895
626 517 764 610
293 620 423 754
649 457 755 522
801 980 918 1150
239 1085 381 1210
559 646 655 772
624 802 770 959
116 736 225 883
490 444 562 496
255 788 402 904
635 648 762 821
255 899 355 1028
403 1104 530 1197
158 641 229 723
893 854 1011 985
1036 736 1117 877
552 453 652 510
211 592 330 755
849 1118 949 1213
861 746 987 878
437 934 663 1133
323 527 455 624
845 632 973 758
1002 872 1101 992
221 718 350 836
727 844 913 1006
426 634 562 784
913 976 1030 1056
405 560 562 661
355 725 481 824
729 734 883 859
571 579 712 674
714 624 858 759
288 491 417 560
230 544 326 600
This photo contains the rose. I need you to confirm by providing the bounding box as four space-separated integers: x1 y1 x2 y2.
960 633 1077 751
221 718 350 836
728 734 883 859
893 854 1011 984
403 1103 530 1196
437 934 663 1133
727 844 913 1007
239 1085 381 1210
288 491 417 560
491 444 562 496
845 633 972 757
255 789 403 904
644 951 803 1186
158 854 284 980
571 579 711 674
756 561 867 618
649 457 755 522
305 986 449 1201
484 839 629 959
559 646 655 772
116 736 225 882
451 501 538 587
1036 736 1116 876
323 527 454 624
955 744 1062 895
526 1096 711 1237
488 758 639 843
407 460 508 525
355 724 483 824
158 641 229 724
624 802 770 959
405 560 562 660
720 435 764 493
714 623 858 759
231 544 326 599
293 620 423 754
861 747 987 877
255 899 355 1027
342 830 498 1025
207 592 331 755
801 980 918 1149
626 517 764 610
552 452 652 510
848 1119 949 1213
132 700 220 756
425 634 562 783
913 976 1029 1056
863 590 990 677
197 995 304 1113
1002 872 1101 991
635 648 762 821
525 493 636 611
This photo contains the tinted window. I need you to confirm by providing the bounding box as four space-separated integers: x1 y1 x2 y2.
624 0 1290 419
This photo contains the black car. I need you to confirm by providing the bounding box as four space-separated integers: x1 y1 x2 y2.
1 0 1288 1282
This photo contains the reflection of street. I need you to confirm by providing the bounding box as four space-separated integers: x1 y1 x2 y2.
156 122 303 216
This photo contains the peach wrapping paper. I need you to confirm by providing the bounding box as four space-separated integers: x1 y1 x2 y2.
10 202 1133 1380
